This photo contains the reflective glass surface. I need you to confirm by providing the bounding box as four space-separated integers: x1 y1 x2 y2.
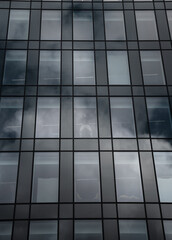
0 222 12 240
164 221 172 240
167 11 172 39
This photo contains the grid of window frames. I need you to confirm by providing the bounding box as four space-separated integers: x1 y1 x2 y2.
1 0 172 240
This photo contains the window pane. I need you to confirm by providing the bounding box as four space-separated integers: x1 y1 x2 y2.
39 51 60 85
0 97 23 138
107 51 130 85
119 220 148 240
73 11 93 40
36 98 60 138
0 222 12 240
146 97 172 138
3 50 27 85
74 97 98 138
29 221 58 240
154 152 172 202
75 220 103 240
105 11 126 40
8 10 29 40
41 11 61 40
136 11 158 40
32 152 59 203
114 152 143 202
140 51 165 85
164 221 172 240
167 11 172 39
74 51 95 85
0 153 18 203
110 97 136 137
75 152 101 202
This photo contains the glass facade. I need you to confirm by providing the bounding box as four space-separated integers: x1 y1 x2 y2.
0 0 172 239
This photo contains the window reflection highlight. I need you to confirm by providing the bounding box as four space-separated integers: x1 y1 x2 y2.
167 11 172 39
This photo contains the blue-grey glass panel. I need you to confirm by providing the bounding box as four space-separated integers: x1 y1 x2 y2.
3 50 27 85
0 10 9 40
39 51 60 85
136 11 158 40
75 220 103 240
114 152 143 202
154 152 172 202
73 11 93 40
0 97 23 138
119 220 148 240
0 222 12 240
74 97 98 138
8 10 29 40
140 51 165 85
110 97 136 138
29 221 58 240
74 51 95 85
107 51 130 85
74 152 101 202
146 97 172 138
32 152 59 203
41 11 61 40
105 11 125 40
0 153 18 203
167 11 172 39
36 97 60 138
164 221 172 240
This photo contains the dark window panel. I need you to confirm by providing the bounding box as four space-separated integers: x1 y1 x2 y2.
31 204 58 219
62 51 72 85
13 221 28 240
94 11 105 41
162 50 172 85
0 222 12 240
164 221 172 240
148 220 165 240
118 204 145 218
124 11 137 41
95 51 108 85
0 9 9 39
61 97 73 138
62 10 72 41
104 220 119 240
26 50 39 85
155 10 170 41
29 10 41 41
128 51 143 85
59 220 73 240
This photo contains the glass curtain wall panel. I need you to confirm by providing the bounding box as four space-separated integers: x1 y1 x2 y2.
32 152 59 203
107 51 130 85
74 51 95 85
164 221 172 240
0 222 12 240
75 220 103 240
167 11 172 39
135 11 158 40
114 152 143 202
41 11 61 40
73 11 93 40
154 152 172 202
0 153 18 203
146 97 172 138
140 51 165 85
104 11 126 40
74 97 98 138
29 221 58 240
74 152 101 202
0 97 23 138
36 97 60 138
8 10 29 40
3 50 27 85
39 51 61 85
110 97 136 138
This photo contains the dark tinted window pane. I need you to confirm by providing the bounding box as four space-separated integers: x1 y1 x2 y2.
75 220 103 240
164 221 172 240
8 10 29 40
32 152 59 203
0 97 23 138
3 50 27 85
0 153 18 203
75 152 101 202
146 97 172 138
39 51 60 85
0 222 12 240
167 11 172 39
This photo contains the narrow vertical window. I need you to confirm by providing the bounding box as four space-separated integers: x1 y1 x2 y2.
146 97 172 138
74 97 98 138
73 11 93 40
107 51 130 85
110 97 136 137
8 10 29 40
136 11 158 40
167 11 172 39
0 222 12 240
32 152 59 203
105 11 126 40
74 152 101 202
74 51 95 85
3 50 27 85
114 152 143 202
36 97 60 138
140 51 165 85
39 51 60 85
164 221 172 240
41 11 61 40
